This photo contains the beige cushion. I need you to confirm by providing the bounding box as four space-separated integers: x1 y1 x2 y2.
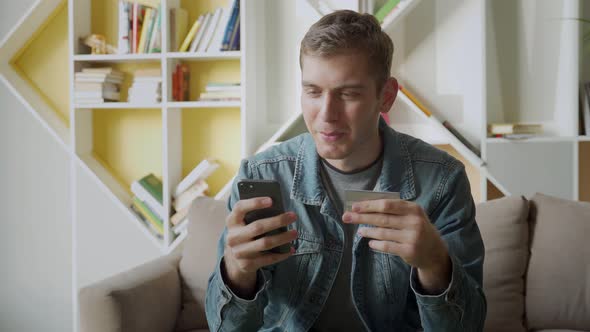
476 196 529 332
175 197 228 331
526 194 590 331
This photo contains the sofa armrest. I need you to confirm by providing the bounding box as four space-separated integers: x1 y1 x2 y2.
79 252 182 332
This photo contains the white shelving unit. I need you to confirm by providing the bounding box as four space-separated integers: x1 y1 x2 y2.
68 0 270 254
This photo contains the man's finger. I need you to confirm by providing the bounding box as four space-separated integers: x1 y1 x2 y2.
351 199 415 215
342 211 405 229
367 239 406 256
357 226 408 243
235 229 298 258
227 197 273 227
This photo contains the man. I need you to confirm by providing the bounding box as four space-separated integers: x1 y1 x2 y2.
206 10 486 332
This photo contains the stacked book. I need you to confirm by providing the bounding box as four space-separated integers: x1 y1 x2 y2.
130 173 165 239
170 159 219 235
74 68 124 104
128 68 162 104
487 123 543 139
177 0 240 52
118 0 162 54
199 82 241 102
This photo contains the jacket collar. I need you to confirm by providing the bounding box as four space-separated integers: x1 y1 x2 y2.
290 117 417 206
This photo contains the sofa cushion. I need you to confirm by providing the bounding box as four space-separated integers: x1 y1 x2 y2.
175 197 228 331
476 196 529 332
526 194 590 331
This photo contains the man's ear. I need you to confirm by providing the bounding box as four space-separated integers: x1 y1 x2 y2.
379 77 398 114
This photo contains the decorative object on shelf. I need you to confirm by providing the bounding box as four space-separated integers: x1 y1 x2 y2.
83 34 117 54
172 63 190 101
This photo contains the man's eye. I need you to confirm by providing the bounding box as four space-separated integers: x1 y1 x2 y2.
306 90 321 96
341 92 359 98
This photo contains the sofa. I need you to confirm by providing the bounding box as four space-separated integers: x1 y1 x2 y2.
79 193 590 332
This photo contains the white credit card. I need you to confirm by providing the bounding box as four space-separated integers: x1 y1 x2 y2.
344 189 401 212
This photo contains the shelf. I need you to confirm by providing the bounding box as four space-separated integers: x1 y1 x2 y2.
167 101 240 108
381 0 423 32
579 136 590 142
167 51 241 61
77 153 164 250
75 102 163 109
165 230 188 255
486 136 577 144
73 53 163 62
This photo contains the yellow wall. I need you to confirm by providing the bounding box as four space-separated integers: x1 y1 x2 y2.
93 109 163 192
182 108 241 194
12 1 70 125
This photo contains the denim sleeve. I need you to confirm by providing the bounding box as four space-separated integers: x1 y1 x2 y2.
205 160 271 332
411 163 487 331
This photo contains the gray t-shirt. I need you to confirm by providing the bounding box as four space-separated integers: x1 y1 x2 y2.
312 154 383 332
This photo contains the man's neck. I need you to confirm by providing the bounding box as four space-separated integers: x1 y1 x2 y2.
323 131 383 173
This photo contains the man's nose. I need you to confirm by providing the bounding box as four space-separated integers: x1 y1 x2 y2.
319 93 340 122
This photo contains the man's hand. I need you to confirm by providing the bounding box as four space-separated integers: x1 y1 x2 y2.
342 199 451 294
223 197 298 298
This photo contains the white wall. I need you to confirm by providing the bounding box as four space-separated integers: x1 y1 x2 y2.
0 1 162 331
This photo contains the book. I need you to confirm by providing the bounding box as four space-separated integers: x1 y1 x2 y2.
131 179 165 219
118 0 130 54
75 90 120 101
199 8 223 52
399 85 432 117
442 120 481 157
123 0 160 8
170 206 190 226
181 63 190 101
221 0 240 51
132 3 140 53
80 67 124 75
208 4 232 52
173 180 208 212
169 8 188 52
132 197 164 236
199 91 241 100
75 82 119 92
138 173 163 204
137 7 153 54
487 123 543 136
130 203 163 239
228 17 240 51
147 5 162 53
205 83 240 92
179 15 203 52
172 218 189 235
174 159 219 198
189 13 211 52
374 0 401 23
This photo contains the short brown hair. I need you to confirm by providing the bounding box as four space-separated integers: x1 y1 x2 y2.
300 10 394 93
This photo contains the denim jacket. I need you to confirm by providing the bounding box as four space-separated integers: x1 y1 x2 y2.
206 119 486 331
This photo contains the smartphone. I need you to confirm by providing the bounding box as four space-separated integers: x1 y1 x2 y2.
237 179 291 254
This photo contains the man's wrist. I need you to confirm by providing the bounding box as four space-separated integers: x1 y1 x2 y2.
221 258 258 299
416 253 452 295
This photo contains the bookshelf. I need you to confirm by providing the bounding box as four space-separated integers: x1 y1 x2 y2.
66 0 266 253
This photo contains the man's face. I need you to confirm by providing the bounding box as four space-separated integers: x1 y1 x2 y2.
301 52 386 164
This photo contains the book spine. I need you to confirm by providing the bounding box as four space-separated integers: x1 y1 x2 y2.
228 17 240 51
179 16 202 52
221 0 239 51
146 5 161 53
132 198 164 235
189 14 209 52
131 181 165 218
399 85 432 117
137 8 153 54
181 64 190 101
118 0 130 54
132 3 139 53
374 0 401 23
138 174 163 204
199 8 222 52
